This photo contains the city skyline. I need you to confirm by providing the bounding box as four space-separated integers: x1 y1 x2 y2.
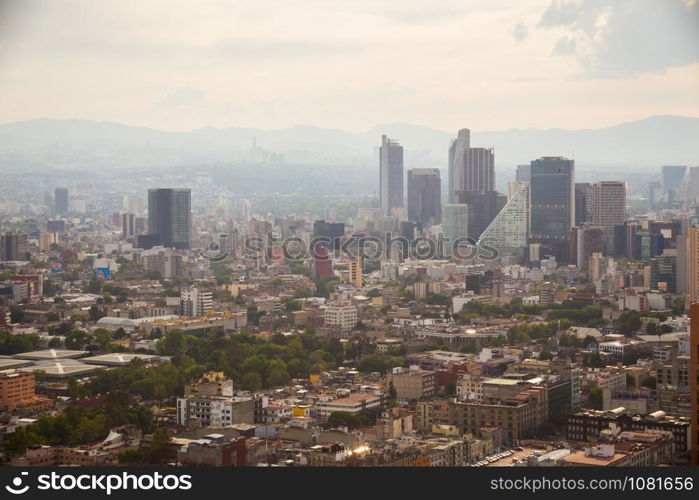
1 0 699 478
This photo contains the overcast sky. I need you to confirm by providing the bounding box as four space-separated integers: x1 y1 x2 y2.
0 0 697 132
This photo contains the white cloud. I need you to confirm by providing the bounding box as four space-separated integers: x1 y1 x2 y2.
0 0 696 131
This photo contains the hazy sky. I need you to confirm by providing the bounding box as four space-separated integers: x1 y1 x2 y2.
1 0 698 131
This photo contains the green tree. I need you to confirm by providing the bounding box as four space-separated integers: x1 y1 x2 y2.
241 372 262 391
587 386 603 410
326 411 362 429
93 328 113 352
156 330 187 356
267 367 290 387
4 427 40 455
118 448 149 464
65 329 92 350
104 390 130 427
538 350 554 361
150 427 172 464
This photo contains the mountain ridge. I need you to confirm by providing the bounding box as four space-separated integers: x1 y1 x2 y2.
0 115 697 169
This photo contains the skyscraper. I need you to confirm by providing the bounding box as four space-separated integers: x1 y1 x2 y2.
407 168 441 225
687 166 699 205
147 188 192 249
477 182 530 253
574 225 604 271
379 135 404 216
686 226 699 303
442 204 469 243
456 190 506 241
574 183 590 227
661 165 687 197
530 157 575 261
587 181 626 230
515 165 531 184
54 188 69 215
0 232 29 261
311 242 333 279
312 220 345 251
447 128 494 203
587 181 626 251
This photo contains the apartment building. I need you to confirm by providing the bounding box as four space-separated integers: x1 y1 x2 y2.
387 366 436 402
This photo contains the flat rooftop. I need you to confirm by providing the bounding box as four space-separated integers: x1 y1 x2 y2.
19 359 101 378
0 357 35 370
82 353 159 366
484 378 521 386
13 349 89 360
562 451 626 466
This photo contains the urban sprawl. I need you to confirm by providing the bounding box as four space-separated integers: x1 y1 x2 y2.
1 129 698 468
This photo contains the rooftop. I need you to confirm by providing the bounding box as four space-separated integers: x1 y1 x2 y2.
82 353 160 367
13 349 89 360
19 359 101 378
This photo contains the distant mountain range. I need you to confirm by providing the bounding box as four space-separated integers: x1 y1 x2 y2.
0 115 697 171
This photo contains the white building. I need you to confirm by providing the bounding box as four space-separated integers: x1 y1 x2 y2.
477 182 530 253
180 287 213 317
324 301 358 331
176 396 254 427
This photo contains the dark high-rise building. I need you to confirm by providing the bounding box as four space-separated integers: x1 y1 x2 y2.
650 255 677 292
448 129 494 203
147 188 191 249
137 234 158 250
574 183 590 226
530 157 575 261
399 220 420 241
46 220 65 233
456 190 506 240
574 225 604 271
312 220 345 251
687 166 699 205
54 188 69 215
407 168 441 225
662 165 687 197
379 135 404 216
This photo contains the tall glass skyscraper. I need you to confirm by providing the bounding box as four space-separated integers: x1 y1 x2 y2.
530 157 575 260
379 135 404 216
661 165 687 197
54 188 69 215
443 204 469 243
447 128 494 203
147 188 191 249
407 168 441 225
